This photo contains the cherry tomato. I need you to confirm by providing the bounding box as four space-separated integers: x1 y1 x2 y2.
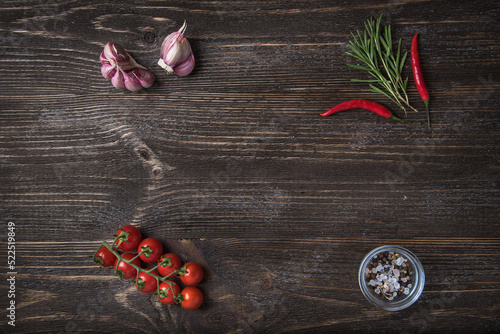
180 286 203 310
114 225 142 251
157 253 182 277
180 262 204 286
135 269 159 294
114 253 141 280
93 246 117 268
157 281 181 305
137 238 163 263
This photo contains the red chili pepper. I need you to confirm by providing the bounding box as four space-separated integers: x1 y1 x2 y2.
411 33 430 128
320 99 413 123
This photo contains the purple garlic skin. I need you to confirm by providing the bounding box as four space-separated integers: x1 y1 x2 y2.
100 42 155 91
158 21 195 76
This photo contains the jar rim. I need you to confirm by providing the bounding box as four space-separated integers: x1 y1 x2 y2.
358 245 425 311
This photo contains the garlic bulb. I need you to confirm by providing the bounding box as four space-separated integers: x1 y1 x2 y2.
158 21 195 76
100 42 155 91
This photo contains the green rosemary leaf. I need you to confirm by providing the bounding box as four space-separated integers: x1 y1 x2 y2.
385 25 392 49
379 34 389 52
389 55 400 75
395 39 402 72
346 51 363 62
368 37 375 64
386 64 398 80
347 64 373 71
369 84 404 110
349 43 368 58
399 51 408 74
351 78 380 83
369 84 391 98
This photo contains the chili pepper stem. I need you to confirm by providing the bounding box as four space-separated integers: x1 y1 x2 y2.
389 114 420 124
424 100 430 129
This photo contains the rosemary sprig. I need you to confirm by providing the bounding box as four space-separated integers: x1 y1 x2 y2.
346 15 418 114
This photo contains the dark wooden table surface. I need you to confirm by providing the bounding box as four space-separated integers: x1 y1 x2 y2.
1 0 499 333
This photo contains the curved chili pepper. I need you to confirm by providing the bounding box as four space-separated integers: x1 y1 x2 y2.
320 99 416 123
411 33 430 128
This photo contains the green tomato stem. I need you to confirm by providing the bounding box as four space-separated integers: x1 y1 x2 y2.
130 251 144 262
112 233 123 251
146 264 161 272
98 241 181 298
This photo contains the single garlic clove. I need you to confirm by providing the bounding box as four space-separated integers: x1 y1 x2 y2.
103 42 129 67
123 71 144 92
111 70 126 90
101 64 117 81
100 51 111 66
102 42 115 59
130 67 155 89
172 52 195 76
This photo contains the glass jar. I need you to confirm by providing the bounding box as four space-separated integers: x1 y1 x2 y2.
358 245 425 311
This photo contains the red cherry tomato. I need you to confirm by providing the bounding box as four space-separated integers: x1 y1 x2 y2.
180 286 203 310
135 269 159 294
93 246 117 268
157 281 181 305
137 238 163 263
114 225 142 251
157 253 182 277
114 253 141 280
180 262 204 286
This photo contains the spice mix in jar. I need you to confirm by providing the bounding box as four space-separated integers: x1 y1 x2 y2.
358 245 425 311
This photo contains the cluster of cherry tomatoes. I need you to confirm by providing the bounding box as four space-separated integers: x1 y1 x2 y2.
93 225 204 310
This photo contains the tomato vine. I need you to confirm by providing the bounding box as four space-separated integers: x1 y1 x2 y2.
93 226 204 310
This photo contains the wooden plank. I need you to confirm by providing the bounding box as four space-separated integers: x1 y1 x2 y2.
6 238 500 332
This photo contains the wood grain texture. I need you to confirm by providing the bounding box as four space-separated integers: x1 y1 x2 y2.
1 0 499 333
